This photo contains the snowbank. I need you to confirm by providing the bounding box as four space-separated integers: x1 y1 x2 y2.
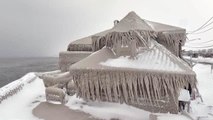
0 73 45 120
0 73 37 103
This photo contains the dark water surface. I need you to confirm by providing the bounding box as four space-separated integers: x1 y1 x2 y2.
0 57 58 87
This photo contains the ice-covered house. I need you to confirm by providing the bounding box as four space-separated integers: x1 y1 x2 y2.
56 11 197 113
59 11 186 72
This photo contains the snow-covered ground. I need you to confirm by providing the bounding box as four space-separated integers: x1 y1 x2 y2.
66 95 150 120
184 56 213 64
1 63 213 120
0 73 46 120
193 64 213 105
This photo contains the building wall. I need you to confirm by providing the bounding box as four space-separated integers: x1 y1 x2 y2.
156 31 186 57
59 51 92 72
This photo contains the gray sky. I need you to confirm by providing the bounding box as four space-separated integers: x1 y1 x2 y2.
0 0 212 57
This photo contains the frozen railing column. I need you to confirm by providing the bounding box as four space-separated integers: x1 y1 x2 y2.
45 85 67 104
39 71 75 104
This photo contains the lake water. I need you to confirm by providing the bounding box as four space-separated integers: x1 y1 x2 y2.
0 57 58 87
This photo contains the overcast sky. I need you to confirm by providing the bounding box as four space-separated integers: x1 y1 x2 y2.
0 0 212 57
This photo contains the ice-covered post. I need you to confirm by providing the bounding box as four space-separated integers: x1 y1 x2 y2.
130 40 137 59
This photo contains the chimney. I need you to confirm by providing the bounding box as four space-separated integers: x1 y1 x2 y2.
114 20 119 26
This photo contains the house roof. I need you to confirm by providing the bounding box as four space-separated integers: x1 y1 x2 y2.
146 20 185 32
70 39 194 75
71 29 110 45
68 11 185 48
111 11 153 32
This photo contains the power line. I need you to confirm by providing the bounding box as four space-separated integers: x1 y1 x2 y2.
202 20 213 29
187 16 213 34
190 26 213 34
188 16 213 33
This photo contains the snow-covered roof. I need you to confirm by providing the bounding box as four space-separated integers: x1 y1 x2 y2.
146 20 185 32
70 39 193 74
100 41 187 72
68 11 185 50
111 11 153 32
71 29 110 45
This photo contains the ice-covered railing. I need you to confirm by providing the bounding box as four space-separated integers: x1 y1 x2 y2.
0 73 37 103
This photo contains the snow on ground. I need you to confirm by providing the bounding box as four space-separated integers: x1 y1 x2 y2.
184 56 213 64
1 62 213 120
157 113 190 120
0 72 36 97
66 95 150 120
193 64 213 105
187 63 213 119
0 73 45 120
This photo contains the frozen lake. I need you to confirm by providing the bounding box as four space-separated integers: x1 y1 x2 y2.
0 57 58 87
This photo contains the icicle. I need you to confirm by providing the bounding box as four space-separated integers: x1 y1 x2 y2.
111 73 118 102
94 72 101 101
121 72 129 103
99 73 105 101
137 75 143 98
80 74 86 100
132 74 139 104
83 73 90 100
152 76 160 106
126 73 134 103
144 75 152 105
88 72 95 101
106 73 112 102
140 75 147 104
117 73 124 103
